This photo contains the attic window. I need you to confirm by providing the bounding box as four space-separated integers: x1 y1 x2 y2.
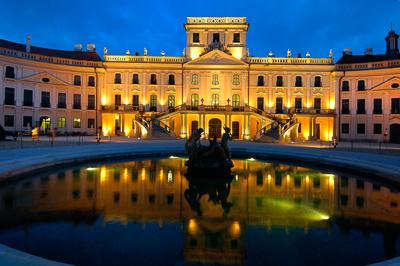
42 78 50 83
392 83 399 88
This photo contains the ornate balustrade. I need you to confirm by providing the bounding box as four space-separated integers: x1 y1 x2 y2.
247 57 333 65
336 59 400 71
104 55 186 63
101 104 142 112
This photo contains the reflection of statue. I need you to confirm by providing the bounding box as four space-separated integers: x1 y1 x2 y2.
184 169 234 216
185 127 233 169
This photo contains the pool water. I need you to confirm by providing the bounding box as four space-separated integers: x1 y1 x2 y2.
0 157 399 266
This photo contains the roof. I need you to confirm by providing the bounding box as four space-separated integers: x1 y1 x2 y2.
336 53 400 64
0 38 102 61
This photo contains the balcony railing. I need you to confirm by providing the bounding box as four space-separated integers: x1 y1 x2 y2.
101 104 141 112
287 107 334 115
57 103 67 109
23 101 33 107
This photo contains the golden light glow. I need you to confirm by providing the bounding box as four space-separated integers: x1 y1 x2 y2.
114 114 119 120
100 167 107 184
267 174 272 182
101 96 108 105
229 221 241 236
159 168 164 181
188 219 198 235
286 174 290 182
141 168 146 181
329 99 335 109
190 48 202 60
328 175 335 186
123 168 128 182
103 128 109 136
305 175 309 184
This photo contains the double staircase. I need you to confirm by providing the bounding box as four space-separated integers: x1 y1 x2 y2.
134 114 176 140
254 117 299 143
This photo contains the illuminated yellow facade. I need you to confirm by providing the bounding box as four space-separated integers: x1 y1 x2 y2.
0 17 336 141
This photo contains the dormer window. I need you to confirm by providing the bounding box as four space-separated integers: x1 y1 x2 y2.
5 66 15 79
114 73 122 84
233 33 240 43
193 33 200 43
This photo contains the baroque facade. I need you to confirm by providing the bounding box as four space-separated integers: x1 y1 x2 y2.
0 17 399 142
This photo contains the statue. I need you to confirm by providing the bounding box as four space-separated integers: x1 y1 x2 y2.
185 127 233 170
144 47 148 56
287 49 292 58
103 47 108 55
329 49 333 58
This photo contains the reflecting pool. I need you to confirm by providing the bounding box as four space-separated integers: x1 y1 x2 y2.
0 157 400 266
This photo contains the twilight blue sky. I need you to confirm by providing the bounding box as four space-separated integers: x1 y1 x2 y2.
1 0 399 61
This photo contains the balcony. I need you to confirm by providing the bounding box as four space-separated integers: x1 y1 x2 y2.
41 102 51 108
57 103 66 109
342 109 350 114
4 99 15 105
87 105 95 110
101 104 141 112
73 104 81 109
23 101 33 107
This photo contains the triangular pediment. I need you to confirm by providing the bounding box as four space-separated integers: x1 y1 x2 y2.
19 72 69 86
370 77 400 91
185 49 248 66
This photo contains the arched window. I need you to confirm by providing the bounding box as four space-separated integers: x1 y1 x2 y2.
150 74 157 85
276 76 283 87
295 76 302 87
168 74 175 85
191 94 199 107
114 73 121 84
314 76 322 87
132 74 139 84
167 95 175 108
257 76 264 86
232 94 240 107
191 74 199 85
211 94 219 106
212 74 219 86
232 74 240 85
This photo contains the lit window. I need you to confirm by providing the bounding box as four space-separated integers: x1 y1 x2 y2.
232 74 240 85
212 74 219 86
211 94 219 106
73 118 81 128
191 94 199 107
57 117 66 128
167 95 175 108
191 74 199 85
232 94 240 107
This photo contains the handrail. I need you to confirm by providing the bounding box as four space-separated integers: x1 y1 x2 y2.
135 116 150 129
101 104 142 112
152 118 176 137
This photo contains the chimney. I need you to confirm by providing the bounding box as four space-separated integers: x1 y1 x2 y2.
26 35 31 53
364 48 373 55
343 48 352 55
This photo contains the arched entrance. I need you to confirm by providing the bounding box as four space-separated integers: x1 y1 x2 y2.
208 118 222 138
390 124 400 144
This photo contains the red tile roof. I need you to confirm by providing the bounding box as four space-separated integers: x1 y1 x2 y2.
336 53 400 64
0 38 102 61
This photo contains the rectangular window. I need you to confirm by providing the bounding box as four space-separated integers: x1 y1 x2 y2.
257 76 264 86
257 97 264 111
150 95 157 111
357 123 365 134
5 66 15 79
295 76 302 87
357 99 365 114
73 75 81 86
233 33 240 43
114 73 122 84
314 76 322 87
73 94 81 109
114 94 121 106
133 95 139 107
314 98 321 110
341 123 349 134
276 76 283 87
357 80 365 91
193 33 200 43
341 99 349 114
23 90 33 106
211 94 219 106
168 75 175 85
276 97 283 113
88 95 95 110
373 124 382 134
295 98 302 109
4 115 14 127
58 93 66 108
212 33 220 43
4 87 15 105
73 118 81 128
392 98 400 114
88 76 95 86
88 118 95 129
57 117 66 128
132 74 139 84
342 81 349 91
23 116 32 127
41 91 50 108
373 99 382 114
150 74 157 85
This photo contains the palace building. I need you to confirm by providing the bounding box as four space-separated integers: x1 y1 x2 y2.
0 17 399 142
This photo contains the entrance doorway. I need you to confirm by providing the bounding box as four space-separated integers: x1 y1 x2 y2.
39 116 51 134
232 121 240 139
390 124 400 143
208 118 222 138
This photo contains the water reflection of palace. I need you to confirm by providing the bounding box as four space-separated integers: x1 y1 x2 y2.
0 158 400 264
